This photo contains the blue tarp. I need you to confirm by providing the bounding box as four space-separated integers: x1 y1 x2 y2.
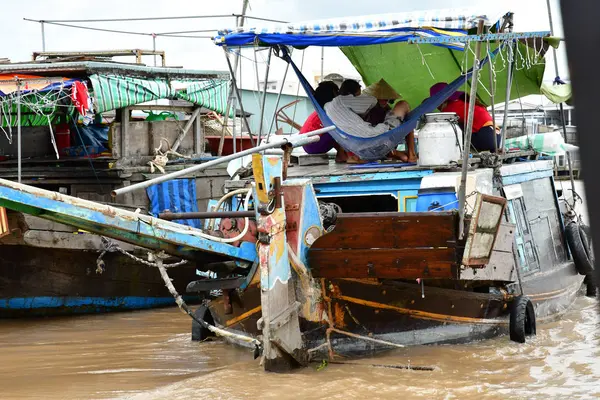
146 179 202 229
214 8 505 49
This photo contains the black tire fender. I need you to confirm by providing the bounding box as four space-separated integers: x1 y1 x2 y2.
191 304 216 341
565 222 595 275
509 295 536 343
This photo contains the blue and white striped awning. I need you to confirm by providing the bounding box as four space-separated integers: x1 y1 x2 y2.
214 7 507 49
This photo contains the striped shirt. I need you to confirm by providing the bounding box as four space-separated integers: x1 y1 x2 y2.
325 94 401 138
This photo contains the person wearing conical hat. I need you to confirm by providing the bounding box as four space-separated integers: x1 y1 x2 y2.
362 78 418 163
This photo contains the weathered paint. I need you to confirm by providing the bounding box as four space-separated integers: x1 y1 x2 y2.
314 177 424 198
1 296 186 312
0 179 256 262
501 170 554 185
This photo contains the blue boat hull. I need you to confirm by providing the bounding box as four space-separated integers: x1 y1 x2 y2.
0 245 201 318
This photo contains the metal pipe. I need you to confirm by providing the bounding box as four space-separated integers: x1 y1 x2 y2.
223 49 254 145
16 79 22 183
320 47 324 82
458 19 485 240
499 14 515 151
41 21 46 52
546 0 576 206
257 48 272 143
487 27 498 154
267 60 290 137
159 210 255 220
111 125 333 197
152 34 157 67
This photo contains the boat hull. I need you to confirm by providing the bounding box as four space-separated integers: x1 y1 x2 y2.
0 245 200 318
207 261 584 356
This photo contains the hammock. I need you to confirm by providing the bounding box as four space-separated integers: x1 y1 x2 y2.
280 46 500 160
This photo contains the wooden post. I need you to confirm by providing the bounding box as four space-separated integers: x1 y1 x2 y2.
193 115 204 155
120 107 129 159
458 19 485 240
172 107 201 153
253 153 306 372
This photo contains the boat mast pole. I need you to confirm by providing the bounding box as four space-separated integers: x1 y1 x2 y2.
458 19 485 240
16 78 22 183
223 50 255 146
487 27 498 153
546 0 576 205
499 13 515 152
218 1 249 156
41 21 46 52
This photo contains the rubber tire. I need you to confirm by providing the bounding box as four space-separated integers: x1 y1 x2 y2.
585 274 598 298
191 305 215 341
509 295 536 343
565 222 595 275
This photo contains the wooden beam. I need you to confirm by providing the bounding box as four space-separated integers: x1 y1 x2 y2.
309 248 457 279
120 107 129 158
311 212 458 250
172 107 201 153
127 104 197 113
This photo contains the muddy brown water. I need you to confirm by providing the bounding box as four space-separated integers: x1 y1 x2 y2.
0 296 598 400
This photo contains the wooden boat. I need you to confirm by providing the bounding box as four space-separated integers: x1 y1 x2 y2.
0 9 592 374
0 56 238 317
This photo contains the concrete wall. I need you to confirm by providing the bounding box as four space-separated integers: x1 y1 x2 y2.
239 89 313 134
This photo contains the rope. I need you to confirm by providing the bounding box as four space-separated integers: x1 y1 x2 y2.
95 240 262 353
155 256 263 352
95 236 188 273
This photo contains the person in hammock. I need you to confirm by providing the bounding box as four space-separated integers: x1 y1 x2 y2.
298 80 346 160
429 82 501 153
324 79 413 163
363 79 417 163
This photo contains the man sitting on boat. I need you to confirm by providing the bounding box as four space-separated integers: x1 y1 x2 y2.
363 79 417 163
299 80 349 162
429 82 501 153
324 79 416 163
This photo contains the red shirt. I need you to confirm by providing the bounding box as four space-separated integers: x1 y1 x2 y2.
299 111 323 134
442 99 493 133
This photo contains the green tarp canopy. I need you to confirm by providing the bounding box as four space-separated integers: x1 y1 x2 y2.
90 74 233 117
342 40 547 109
0 74 232 128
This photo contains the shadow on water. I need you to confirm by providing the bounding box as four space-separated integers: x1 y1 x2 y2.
0 296 598 400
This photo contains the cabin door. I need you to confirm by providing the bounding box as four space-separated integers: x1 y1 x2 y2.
504 185 540 275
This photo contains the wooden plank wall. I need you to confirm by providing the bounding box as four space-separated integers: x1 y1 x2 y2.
308 212 459 279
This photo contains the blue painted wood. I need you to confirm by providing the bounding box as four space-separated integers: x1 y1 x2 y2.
314 177 423 198
0 296 199 317
348 162 417 169
0 184 256 262
501 170 554 185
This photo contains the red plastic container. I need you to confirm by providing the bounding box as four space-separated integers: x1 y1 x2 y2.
55 123 71 151
205 135 255 156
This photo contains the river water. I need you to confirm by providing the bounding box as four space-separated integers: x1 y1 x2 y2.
0 180 596 400
0 295 598 400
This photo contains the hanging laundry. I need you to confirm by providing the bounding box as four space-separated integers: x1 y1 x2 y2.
71 81 91 116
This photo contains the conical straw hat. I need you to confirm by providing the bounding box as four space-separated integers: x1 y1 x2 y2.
363 78 401 100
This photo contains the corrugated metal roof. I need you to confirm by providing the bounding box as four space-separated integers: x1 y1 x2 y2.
0 61 229 80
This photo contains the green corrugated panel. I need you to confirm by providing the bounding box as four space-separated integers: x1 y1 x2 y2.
342 41 545 109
